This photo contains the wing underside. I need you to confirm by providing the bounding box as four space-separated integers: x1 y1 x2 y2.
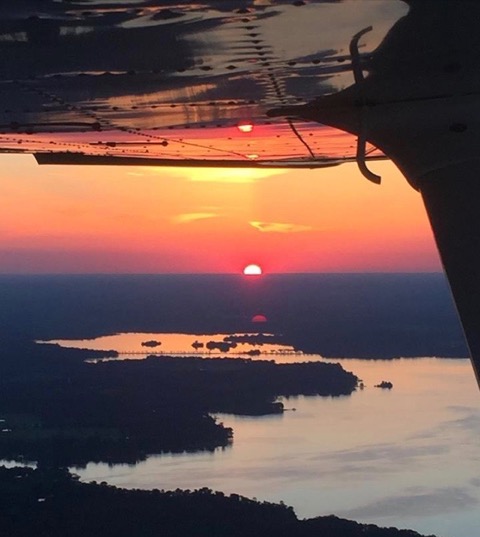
0 0 406 166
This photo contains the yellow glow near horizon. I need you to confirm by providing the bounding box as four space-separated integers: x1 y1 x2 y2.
160 166 285 184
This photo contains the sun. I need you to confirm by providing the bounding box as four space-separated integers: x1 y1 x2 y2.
243 264 263 276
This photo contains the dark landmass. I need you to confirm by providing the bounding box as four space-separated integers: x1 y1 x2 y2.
0 340 357 466
0 274 468 358
206 339 237 352
0 275 451 537
224 333 281 345
375 381 393 389
0 466 438 537
141 340 161 347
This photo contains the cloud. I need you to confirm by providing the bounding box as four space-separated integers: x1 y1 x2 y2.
250 221 314 233
171 212 218 224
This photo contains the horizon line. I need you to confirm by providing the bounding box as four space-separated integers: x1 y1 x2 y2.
0 271 445 277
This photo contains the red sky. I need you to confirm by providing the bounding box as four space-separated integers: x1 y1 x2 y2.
0 154 441 273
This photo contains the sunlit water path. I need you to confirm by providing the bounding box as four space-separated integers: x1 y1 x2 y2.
68 355 480 537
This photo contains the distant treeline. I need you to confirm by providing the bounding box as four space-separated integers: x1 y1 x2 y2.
0 341 357 466
0 466 437 537
0 274 468 358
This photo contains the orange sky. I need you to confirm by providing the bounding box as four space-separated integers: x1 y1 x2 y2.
0 154 441 273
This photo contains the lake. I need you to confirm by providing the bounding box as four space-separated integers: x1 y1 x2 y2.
2 272 477 537
43 331 297 361
69 355 480 537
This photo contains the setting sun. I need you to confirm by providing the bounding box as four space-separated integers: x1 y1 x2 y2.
243 264 263 275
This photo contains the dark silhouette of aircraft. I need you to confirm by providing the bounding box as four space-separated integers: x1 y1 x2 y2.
2 1 480 384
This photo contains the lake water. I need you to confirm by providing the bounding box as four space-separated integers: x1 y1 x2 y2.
69 354 480 537
44 332 297 361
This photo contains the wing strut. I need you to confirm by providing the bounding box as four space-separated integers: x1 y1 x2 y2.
350 26 381 185
419 164 480 386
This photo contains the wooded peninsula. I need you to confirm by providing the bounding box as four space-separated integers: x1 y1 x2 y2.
0 466 437 537
0 340 357 466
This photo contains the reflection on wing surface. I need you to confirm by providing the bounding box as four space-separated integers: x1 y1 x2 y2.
0 0 406 165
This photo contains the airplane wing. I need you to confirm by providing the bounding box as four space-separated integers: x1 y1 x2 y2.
3 1 480 387
0 0 404 167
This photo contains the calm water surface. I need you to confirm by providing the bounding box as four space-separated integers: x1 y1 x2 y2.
44 332 296 360
73 356 480 537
